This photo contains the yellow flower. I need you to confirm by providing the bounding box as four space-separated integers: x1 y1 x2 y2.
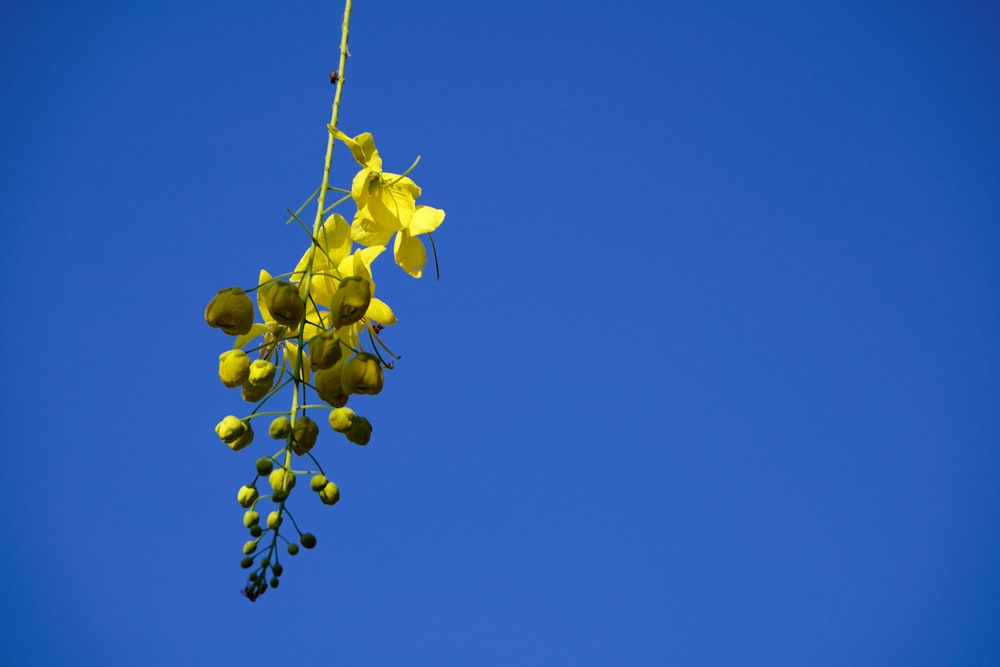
290 218 396 342
332 129 445 278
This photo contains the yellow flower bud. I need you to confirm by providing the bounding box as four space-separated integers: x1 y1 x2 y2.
243 540 258 555
341 353 384 395
241 380 270 403
308 330 343 370
268 468 296 494
328 407 355 433
219 350 251 388
269 416 291 439
267 511 283 529
319 481 340 506
237 485 258 508
314 361 349 407
330 276 372 329
267 280 304 328
291 416 319 455
248 359 277 386
345 416 372 446
216 416 254 450
310 474 328 491
205 287 254 336
243 510 260 528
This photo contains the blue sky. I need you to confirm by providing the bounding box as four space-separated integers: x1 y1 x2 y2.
2 1 999 664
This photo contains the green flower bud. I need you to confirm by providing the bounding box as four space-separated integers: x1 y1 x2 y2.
268 468 296 494
310 474 328 492
248 572 258 582
269 416 291 439
328 407 355 433
260 557 270 568
300 533 317 549
270 577 280 589
205 287 255 336
287 544 300 556
267 280 304 328
341 353 384 395
216 416 254 450
330 276 372 329
319 481 340 506
308 330 343 370
345 417 372 446
272 564 283 576
240 557 254 569
314 361 350 407
291 416 320 455
249 525 263 537
267 511 282 529
219 350 251 388
243 540 257 555
255 457 274 476
243 510 260 528
237 485 258 508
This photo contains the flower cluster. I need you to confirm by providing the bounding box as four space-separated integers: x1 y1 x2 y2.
205 130 444 599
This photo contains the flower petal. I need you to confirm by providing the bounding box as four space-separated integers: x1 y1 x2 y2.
393 230 426 278
408 205 445 235
331 129 382 171
351 206 397 247
365 297 397 325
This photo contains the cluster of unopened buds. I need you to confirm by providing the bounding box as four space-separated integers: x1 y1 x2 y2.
205 129 444 600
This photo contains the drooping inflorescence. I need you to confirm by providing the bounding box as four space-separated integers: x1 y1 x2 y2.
204 3 444 599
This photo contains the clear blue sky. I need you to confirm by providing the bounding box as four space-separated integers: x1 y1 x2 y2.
2 1 999 664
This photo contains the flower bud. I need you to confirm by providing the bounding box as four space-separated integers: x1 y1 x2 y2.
345 416 372 446
269 416 291 439
268 468 296 494
310 474 328 492
243 510 260 528
219 350 251 388
267 511 283 529
300 533 317 549
249 525 263 537
243 540 258 555
287 544 300 556
255 458 274 476
272 564 283 576
330 276 372 328
216 416 254 450
267 280 304 328
247 359 276 386
240 557 254 569
341 353 384 395
205 287 254 336
308 330 343 370
237 485 258 508
314 361 349 407
291 416 319 455
328 407 355 433
241 380 270 403
319 481 340 506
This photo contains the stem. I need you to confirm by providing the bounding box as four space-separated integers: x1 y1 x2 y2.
312 0 352 248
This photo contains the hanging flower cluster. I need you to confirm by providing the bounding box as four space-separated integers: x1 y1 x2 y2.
205 128 444 600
